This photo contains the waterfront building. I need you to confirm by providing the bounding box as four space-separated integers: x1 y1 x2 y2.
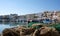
9 14 18 22
2 15 10 22
0 16 3 22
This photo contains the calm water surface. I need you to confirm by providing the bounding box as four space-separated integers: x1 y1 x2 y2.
0 22 27 33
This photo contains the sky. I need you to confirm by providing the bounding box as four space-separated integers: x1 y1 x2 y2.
0 0 60 15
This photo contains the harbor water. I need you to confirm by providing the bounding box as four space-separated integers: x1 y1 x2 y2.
0 22 28 33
